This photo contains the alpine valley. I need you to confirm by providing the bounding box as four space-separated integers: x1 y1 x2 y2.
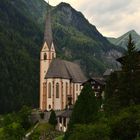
0 0 131 113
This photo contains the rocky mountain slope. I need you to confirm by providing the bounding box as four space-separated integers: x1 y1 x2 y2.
108 30 140 50
51 3 123 75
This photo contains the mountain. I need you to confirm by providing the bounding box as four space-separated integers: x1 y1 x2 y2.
0 0 43 113
0 0 123 113
108 30 140 50
52 3 123 74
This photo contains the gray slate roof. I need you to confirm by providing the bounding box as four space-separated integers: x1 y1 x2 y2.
46 58 87 83
92 77 106 85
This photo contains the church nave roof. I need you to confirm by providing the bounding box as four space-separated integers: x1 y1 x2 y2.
45 58 87 83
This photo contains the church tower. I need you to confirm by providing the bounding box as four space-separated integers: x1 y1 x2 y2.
40 9 56 110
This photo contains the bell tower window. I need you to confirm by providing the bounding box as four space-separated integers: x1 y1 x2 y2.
44 53 47 60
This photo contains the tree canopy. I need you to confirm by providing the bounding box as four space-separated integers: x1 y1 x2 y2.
64 83 99 140
105 34 140 114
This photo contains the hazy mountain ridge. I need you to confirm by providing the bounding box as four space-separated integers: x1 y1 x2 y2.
107 30 140 50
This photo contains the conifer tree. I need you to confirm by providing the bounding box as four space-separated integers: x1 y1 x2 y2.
122 34 139 72
119 34 140 106
48 110 57 129
70 83 99 125
105 34 140 114
64 83 99 140
105 72 121 114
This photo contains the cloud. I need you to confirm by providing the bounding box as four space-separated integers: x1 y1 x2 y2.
44 0 140 37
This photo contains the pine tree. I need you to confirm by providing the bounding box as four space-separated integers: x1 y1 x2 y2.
64 83 99 140
120 34 140 105
48 110 57 128
123 34 139 72
105 34 140 115
70 83 99 125
105 72 121 114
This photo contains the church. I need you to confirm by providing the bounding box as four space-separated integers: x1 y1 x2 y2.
40 10 87 111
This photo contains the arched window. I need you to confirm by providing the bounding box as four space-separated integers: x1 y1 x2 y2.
48 83 51 98
56 83 59 98
79 85 81 91
52 53 54 59
76 84 78 91
48 104 51 109
44 53 47 60
66 82 68 95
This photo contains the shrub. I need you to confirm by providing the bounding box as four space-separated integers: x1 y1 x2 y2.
40 112 45 119
109 105 140 140
68 123 110 140
49 110 57 128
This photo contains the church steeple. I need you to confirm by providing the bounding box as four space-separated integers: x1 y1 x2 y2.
44 8 53 49
40 4 56 110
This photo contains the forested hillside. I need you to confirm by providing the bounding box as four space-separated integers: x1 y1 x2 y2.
0 0 123 113
51 3 124 75
0 0 43 113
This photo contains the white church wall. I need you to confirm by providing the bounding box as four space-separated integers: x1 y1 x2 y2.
53 78 61 110
46 78 72 110
46 78 53 111
73 83 83 101
40 43 50 110
61 79 70 109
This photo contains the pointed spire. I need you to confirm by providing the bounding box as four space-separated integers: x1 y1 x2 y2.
44 6 53 49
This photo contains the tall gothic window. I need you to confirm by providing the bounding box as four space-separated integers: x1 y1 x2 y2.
76 84 78 91
48 83 51 98
56 83 59 98
44 53 47 60
52 53 54 59
66 82 68 95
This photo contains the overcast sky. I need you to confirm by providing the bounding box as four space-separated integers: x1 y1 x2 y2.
45 0 140 38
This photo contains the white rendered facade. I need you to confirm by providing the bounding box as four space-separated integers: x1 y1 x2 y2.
40 41 56 110
40 10 85 111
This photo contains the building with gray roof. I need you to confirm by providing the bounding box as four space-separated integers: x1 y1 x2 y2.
40 9 86 111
